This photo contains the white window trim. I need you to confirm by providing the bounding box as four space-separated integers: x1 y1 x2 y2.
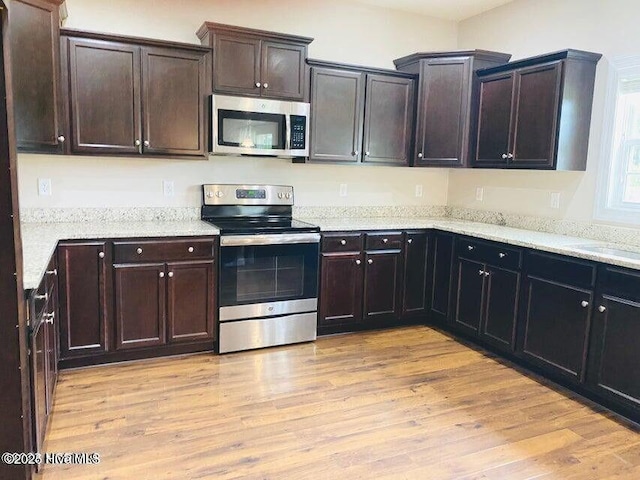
595 55 640 225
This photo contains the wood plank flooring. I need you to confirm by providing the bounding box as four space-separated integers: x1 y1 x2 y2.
36 326 639 480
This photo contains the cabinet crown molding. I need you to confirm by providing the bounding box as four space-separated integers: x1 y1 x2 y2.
196 21 314 45
393 50 512 69
477 49 602 77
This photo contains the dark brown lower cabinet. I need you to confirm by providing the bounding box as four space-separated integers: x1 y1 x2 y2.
167 261 215 342
363 249 402 322
401 232 429 319
429 232 455 324
587 267 640 417
114 263 167 350
519 276 593 383
318 251 364 332
58 242 111 358
453 257 485 334
481 265 520 350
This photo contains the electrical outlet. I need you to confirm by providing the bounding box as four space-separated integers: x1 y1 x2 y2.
415 185 423 198
476 187 484 202
550 192 561 209
38 178 52 196
163 180 175 197
339 184 348 197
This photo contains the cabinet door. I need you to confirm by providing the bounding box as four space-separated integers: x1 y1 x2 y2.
587 294 640 413
58 242 110 358
213 34 261 97
520 276 592 383
141 47 207 156
318 252 364 330
67 38 141 154
511 62 562 168
415 58 471 167
474 73 514 166
44 309 58 414
453 258 485 335
310 68 365 163
364 250 402 322
430 232 454 324
481 265 520 351
167 261 215 343
11 0 64 153
260 41 306 100
114 264 166 350
362 74 414 166
401 232 429 318
30 322 47 456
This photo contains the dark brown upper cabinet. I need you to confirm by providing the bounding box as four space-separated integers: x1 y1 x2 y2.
11 0 66 153
197 22 312 101
308 60 415 166
473 49 602 170
394 51 511 167
61 29 210 158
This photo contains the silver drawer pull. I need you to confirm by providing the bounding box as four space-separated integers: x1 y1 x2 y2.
44 312 55 324
355 259 361 265
35 293 48 301
340 240 347 245
484 271 490 277
368 259 373 265
408 238 413 244
468 245 475 251
598 305 606 313
478 270 484 276
99 252 105 259
136 248 143 255
581 300 589 308
188 246 194 253
46 269 57 276
499 252 507 258
159 272 165 278
382 238 388 244
168 272 174 278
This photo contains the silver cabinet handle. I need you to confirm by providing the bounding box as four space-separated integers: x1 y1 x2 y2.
408 238 413 244
159 272 165 278
188 246 194 253
502 154 508 159
484 271 490 277
365 151 370 156
468 245 475 251
353 150 359 156
135 140 141 146
35 293 48 301
417 152 423 158
499 252 507 258
581 301 589 308
44 312 55 324
382 238 388 244
368 259 373 265
355 259 361 265
478 269 484 276
507 153 514 159
136 248 143 255
143 140 150 147
57 135 65 143
340 239 347 245
98 252 105 259
598 305 606 313
168 272 174 278
263 83 269 89
255 82 261 88
46 269 57 276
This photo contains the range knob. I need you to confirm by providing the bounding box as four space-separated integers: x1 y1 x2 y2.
215 191 224 198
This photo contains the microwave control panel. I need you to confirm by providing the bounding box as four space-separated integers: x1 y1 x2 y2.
290 115 307 150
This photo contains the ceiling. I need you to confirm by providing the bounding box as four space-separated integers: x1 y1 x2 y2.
353 0 515 21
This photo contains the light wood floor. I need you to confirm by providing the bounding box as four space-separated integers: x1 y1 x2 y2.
37 326 639 480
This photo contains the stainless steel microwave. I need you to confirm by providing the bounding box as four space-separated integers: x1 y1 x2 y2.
210 95 310 158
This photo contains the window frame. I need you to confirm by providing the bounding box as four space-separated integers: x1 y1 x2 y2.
595 55 640 225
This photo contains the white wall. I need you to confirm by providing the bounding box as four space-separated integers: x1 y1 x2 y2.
17 0 457 209
453 0 640 226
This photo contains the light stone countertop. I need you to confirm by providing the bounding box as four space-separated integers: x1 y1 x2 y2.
306 217 640 272
21 220 220 291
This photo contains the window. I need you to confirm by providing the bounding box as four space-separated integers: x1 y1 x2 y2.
596 56 640 224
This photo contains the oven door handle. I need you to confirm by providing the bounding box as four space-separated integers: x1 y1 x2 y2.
221 233 321 246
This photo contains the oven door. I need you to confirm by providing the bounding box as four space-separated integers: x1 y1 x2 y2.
219 233 320 321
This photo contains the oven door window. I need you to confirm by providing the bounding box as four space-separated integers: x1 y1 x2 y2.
219 243 319 307
218 110 286 150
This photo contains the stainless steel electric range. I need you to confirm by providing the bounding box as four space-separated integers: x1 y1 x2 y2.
201 184 320 354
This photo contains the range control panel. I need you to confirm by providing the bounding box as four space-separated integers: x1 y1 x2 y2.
203 184 294 206
290 115 307 150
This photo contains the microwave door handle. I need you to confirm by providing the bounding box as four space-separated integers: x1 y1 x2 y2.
285 114 291 151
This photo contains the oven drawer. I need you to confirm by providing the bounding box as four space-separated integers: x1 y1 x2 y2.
322 233 363 253
113 239 215 263
365 232 403 250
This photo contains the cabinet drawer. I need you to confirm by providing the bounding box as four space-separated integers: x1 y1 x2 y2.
598 266 640 302
322 233 363 253
456 238 522 270
365 232 403 250
525 251 596 289
114 239 215 263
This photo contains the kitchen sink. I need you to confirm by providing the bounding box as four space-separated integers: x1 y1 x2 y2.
569 244 640 261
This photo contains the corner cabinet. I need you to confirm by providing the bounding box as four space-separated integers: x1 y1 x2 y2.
11 0 67 153
394 51 511 167
473 49 602 170
308 61 415 166
61 30 210 158
197 22 312 101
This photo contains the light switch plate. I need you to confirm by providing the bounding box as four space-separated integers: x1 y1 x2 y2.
163 180 175 197
415 185 423 198
38 178 52 196
476 187 484 202
550 192 561 209
339 184 348 197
